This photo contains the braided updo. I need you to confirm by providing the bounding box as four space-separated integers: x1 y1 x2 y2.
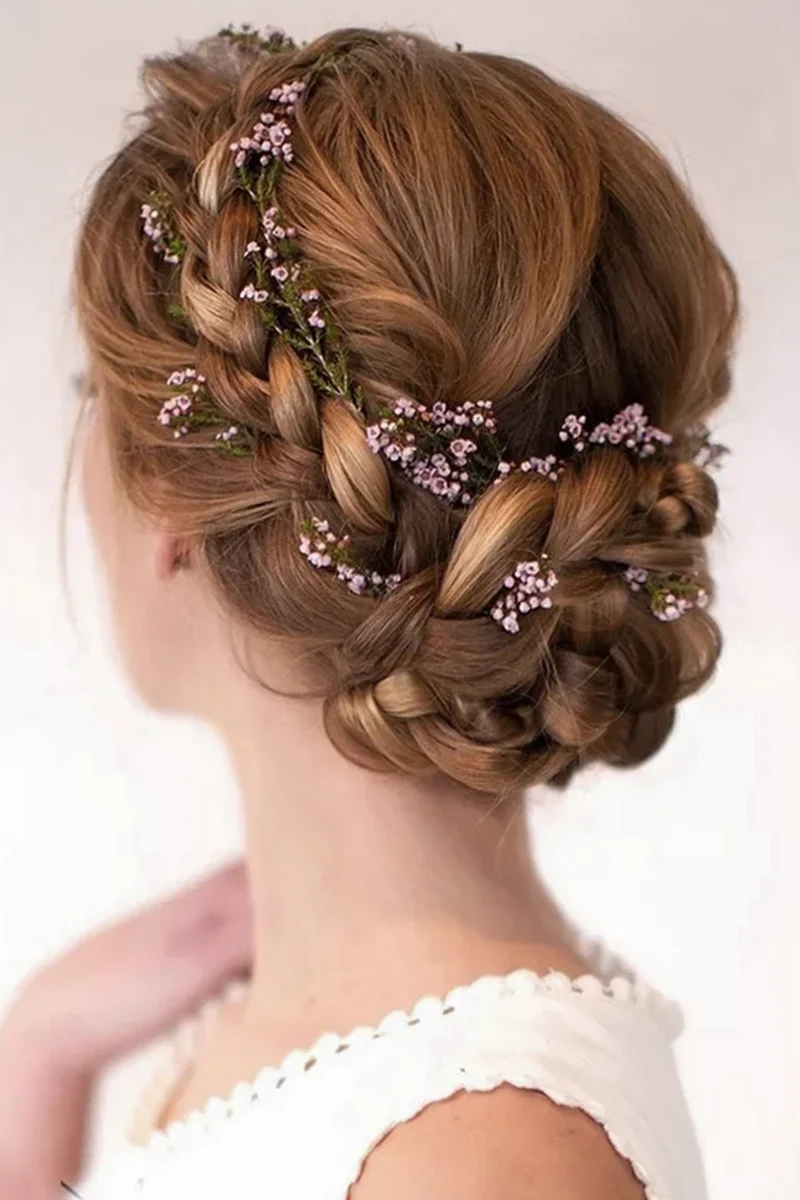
73 25 739 797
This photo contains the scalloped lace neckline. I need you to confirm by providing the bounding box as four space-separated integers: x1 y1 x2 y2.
129 935 683 1154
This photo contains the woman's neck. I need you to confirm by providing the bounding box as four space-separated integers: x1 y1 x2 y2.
208 643 583 1029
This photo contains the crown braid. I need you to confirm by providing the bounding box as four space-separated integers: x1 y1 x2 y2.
74 24 738 794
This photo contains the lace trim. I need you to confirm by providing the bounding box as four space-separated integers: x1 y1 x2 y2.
126 974 250 1146
126 950 683 1158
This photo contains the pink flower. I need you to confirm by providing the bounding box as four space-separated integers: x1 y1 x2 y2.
298 515 402 600
490 557 559 633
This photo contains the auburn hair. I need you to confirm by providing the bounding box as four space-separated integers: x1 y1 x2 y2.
72 26 739 797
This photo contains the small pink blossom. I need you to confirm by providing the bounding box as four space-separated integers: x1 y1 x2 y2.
365 394 502 508
490 557 559 634
624 566 708 621
298 515 402 598
588 404 672 456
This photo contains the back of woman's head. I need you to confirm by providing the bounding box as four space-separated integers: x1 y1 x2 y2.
73 25 739 798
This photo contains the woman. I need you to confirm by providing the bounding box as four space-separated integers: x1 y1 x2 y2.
0 22 737 1200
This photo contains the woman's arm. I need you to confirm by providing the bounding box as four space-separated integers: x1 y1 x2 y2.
0 861 253 1198
0 999 94 1198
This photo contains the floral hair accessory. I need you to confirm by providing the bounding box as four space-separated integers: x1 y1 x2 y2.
238 207 328 337
495 454 562 483
624 566 708 621
299 516 557 634
229 57 368 411
230 80 306 167
493 404 673 488
299 517 402 597
685 424 730 471
490 557 559 634
157 368 250 453
217 23 300 53
561 403 673 457
138 25 724 637
365 396 503 506
140 190 186 264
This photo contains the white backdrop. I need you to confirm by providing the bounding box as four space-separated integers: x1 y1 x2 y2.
1 2 797 1196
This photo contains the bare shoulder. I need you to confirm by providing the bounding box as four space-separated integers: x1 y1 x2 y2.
349 1082 648 1200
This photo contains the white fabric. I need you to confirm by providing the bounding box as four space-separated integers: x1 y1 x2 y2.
85 937 707 1199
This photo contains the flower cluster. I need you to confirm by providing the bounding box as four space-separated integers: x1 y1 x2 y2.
561 404 673 457
624 566 708 622
559 414 590 452
492 406 673 492
140 191 186 264
157 368 205 436
217 23 300 54
230 80 306 168
229 50 366 413
685 423 730 471
495 454 562 483
490 557 559 634
157 368 247 453
365 396 503 506
299 517 402 598
239 208 325 329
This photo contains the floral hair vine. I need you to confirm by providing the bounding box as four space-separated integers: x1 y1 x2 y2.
228 49 369 431
302 393 723 633
299 516 402 597
365 395 503 506
157 368 246 453
140 190 186 264
217 23 300 54
490 557 558 633
214 24 458 55
143 30 364 452
140 23 726 633
365 398 678 509
297 516 557 634
623 567 709 622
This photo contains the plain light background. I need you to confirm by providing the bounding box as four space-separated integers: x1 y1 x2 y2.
1 2 797 1197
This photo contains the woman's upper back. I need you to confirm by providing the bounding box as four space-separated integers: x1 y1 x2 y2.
85 935 707 1200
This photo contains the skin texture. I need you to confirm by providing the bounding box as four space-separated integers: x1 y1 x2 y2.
352 1087 648 1200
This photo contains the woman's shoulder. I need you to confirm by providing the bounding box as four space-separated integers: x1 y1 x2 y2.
350 1082 650 1200
97 932 699 1200
346 937 685 1200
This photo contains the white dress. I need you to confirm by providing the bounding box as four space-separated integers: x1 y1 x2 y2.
84 934 707 1200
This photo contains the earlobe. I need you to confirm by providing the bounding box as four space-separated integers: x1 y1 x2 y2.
155 531 191 578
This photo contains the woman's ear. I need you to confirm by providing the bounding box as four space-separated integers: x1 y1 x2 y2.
154 530 193 578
